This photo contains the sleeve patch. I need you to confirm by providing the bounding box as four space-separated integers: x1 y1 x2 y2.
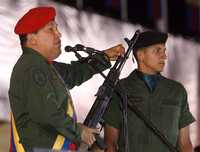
32 69 47 87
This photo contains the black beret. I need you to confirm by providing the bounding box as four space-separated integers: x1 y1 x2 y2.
134 31 168 51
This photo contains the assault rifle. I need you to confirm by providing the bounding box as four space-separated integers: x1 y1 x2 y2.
79 30 140 151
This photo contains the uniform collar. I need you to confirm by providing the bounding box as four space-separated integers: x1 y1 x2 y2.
22 47 52 64
135 70 162 92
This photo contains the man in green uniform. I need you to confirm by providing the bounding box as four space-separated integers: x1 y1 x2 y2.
103 31 195 152
9 6 125 152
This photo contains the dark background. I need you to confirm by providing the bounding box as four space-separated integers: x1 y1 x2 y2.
53 0 200 43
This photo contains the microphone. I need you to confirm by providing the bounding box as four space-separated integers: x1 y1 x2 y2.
64 44 103 55
64 44 85 52
64 44 108 69
75 44 85 50
64 46 74 52
64 45 85 60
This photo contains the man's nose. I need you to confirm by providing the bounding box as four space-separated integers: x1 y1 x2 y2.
161 51 167 59
55 29 62 38
163 53 167 59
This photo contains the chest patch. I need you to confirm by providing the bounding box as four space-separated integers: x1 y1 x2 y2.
32 68 47 87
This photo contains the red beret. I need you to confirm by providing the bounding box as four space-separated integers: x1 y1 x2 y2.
14 6 56 35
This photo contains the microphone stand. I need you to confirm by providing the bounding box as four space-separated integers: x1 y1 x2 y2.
65 45 109 79
72 49 85 62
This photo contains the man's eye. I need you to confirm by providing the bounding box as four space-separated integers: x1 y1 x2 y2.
49 28 54 31
153 49 159 53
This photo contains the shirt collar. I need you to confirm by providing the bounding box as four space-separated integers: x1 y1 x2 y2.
135 70 161 92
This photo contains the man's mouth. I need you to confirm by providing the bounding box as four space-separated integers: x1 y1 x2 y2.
159 62 165 65
55 40 61 47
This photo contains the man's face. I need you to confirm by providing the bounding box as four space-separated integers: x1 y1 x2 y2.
33 20 62 60
138 43 167 74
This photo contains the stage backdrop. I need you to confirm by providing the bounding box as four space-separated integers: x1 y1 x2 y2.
0 0 199 146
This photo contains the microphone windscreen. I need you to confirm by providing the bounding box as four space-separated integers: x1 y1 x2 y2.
75 44 85 50
64 46 73 52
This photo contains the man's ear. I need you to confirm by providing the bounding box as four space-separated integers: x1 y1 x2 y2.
137 50 144 62
27 33 37 46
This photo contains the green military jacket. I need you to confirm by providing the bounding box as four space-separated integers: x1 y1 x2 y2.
9 47 111 150
104 70 195 152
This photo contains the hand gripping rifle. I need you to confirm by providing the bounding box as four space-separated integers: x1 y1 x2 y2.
79 30 140 151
